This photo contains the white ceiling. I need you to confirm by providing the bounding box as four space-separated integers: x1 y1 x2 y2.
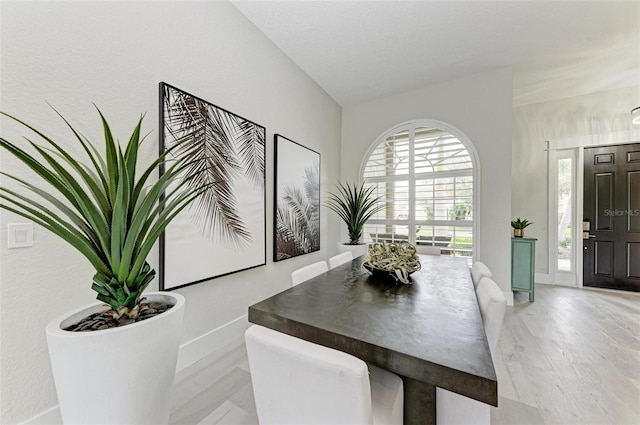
232 0 640 107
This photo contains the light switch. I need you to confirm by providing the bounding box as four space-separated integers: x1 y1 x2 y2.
8 223 34 248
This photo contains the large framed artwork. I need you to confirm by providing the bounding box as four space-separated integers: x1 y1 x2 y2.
274 134 321 261
159 82 266 290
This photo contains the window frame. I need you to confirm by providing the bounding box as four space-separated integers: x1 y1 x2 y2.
359 119 481 263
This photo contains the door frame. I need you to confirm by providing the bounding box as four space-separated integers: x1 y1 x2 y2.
546 128 640 288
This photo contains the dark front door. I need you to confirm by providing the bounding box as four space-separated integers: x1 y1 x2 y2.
583 143 640 292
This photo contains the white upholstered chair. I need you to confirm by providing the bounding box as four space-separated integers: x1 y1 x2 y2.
245 325 404 425
470 261 492 288
436 277 506 425
291 261 328 286
329 251 354 269
475 277 507 354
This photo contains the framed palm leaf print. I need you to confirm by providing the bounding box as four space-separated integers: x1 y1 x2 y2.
159 82 266 290
274 134 320 261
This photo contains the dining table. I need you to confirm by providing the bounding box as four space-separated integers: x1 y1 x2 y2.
248 254 498 425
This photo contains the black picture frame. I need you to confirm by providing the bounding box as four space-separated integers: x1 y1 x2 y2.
274 134 321 261
159 82 266 290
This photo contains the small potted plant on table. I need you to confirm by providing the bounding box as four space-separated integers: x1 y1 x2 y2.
511 217 533 238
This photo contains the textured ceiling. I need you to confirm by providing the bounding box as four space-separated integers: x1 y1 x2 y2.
232 1 640 107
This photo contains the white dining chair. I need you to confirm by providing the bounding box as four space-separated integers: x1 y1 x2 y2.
245 325 404 425
329 251 353 269
436 277 506 425
416 245 441 256
291 261 328 286
470 261 492 288
475 277 507 354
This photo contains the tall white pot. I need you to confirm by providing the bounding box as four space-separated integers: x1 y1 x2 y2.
337 242 368 258
46 292 185 425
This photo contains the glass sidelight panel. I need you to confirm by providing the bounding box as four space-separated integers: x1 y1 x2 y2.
557 158 573 272
551 148 579 285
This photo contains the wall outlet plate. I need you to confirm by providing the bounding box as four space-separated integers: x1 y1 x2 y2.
7 223 34 248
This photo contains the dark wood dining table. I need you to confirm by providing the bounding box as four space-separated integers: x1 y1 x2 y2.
248 255 498 425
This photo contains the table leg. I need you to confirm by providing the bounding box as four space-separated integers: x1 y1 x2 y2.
402 376 435 425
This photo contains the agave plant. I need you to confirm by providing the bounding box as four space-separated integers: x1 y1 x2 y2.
511 218 533 229
0 107 209 322
325 182 384 245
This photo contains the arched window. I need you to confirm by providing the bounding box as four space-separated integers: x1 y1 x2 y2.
361 122 477 263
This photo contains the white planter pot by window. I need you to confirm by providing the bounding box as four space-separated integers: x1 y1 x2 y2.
46 292 185 425
337 242 368 258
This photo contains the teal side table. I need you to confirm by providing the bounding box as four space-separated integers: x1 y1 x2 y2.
511 237 536 302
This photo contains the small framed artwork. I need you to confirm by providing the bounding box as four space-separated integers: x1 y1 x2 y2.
274 134 321 261
159 82 266 290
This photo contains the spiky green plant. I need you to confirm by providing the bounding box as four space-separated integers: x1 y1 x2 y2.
511 218 533 229
0 107 210 322
325 182 383 245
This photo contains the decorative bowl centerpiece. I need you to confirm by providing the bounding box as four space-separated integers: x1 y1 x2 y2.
363 242 422 284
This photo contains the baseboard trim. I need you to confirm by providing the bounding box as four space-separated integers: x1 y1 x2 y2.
19 405 61 425
504 291 515 307
21 314 251 425
176 314 250 371
535 272 579 287
535 272 553 284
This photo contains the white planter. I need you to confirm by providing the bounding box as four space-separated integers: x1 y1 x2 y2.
46 292 185 425
337 242 369 258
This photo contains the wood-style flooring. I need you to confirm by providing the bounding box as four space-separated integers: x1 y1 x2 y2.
493 285 640 425
169 284 640 424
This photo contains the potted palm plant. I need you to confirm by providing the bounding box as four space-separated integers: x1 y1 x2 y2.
511 217 533 238
325 182 383 257
0 107 209 424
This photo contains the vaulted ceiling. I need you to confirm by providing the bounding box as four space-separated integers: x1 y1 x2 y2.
232 1 640 107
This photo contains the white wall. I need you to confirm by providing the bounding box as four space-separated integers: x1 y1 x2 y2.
341 68 513 295
0 1 342 423
512 85 640 276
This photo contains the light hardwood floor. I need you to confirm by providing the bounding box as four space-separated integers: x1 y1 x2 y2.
492 285 640 425
170 334 257 425
170 284 640 424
